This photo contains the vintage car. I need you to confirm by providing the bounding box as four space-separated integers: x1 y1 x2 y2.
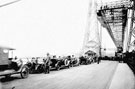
85 50 97 63
50 57 60 70
79 50 97 64
58 57 70 69
0 47 29 78
50 56 70 70
79 56 92 65
26 57 46 73
69 56 80 67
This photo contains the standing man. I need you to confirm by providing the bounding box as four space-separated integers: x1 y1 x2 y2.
71 55 75 67
97 56 101 64
44 53 51 74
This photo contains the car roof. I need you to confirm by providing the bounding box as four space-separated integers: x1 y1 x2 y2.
0 46 15 50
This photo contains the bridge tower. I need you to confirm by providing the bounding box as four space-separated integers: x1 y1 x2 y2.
82 0 135 57
82 0 101 56
126 0 135 52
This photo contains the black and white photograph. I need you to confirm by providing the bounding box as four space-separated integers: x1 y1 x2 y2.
0 0 135 89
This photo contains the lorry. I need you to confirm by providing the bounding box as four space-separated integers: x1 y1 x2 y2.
0 46 29 78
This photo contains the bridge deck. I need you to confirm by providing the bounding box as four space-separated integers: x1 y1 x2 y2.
1 61 135 89
109 62 135 89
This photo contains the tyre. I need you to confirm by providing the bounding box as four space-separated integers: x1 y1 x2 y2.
20 65 29 78
64 59 69 66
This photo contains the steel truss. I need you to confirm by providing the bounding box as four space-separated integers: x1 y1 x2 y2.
97 0 134 52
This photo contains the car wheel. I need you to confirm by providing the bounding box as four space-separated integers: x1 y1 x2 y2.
20 65 29 78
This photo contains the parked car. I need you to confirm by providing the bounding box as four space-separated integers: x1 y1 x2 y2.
50 56 70 70
58 57 70 69
69 55 80 67
0 47 29 78
26 57 45 73
50 56 60 70
79 56 89 65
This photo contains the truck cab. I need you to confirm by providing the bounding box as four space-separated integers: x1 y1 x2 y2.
0 46 29 78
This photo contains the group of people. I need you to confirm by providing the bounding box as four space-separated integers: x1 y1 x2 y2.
96 51 135 74
26 53 78 74
123 51 135 74
12 51 135 75
28 53 51 74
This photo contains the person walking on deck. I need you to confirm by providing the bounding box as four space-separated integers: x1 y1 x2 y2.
44 53 51 74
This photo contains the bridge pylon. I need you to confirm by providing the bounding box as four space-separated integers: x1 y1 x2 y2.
82 0 101 56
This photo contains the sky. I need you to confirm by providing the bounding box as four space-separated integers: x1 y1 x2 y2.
0 0 117 57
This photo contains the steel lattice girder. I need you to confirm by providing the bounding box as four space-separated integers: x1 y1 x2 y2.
97 0 133 48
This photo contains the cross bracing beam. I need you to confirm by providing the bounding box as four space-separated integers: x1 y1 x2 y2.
126 0 135 51
97 0 132 49
97 11 117 47
100 0 132 10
